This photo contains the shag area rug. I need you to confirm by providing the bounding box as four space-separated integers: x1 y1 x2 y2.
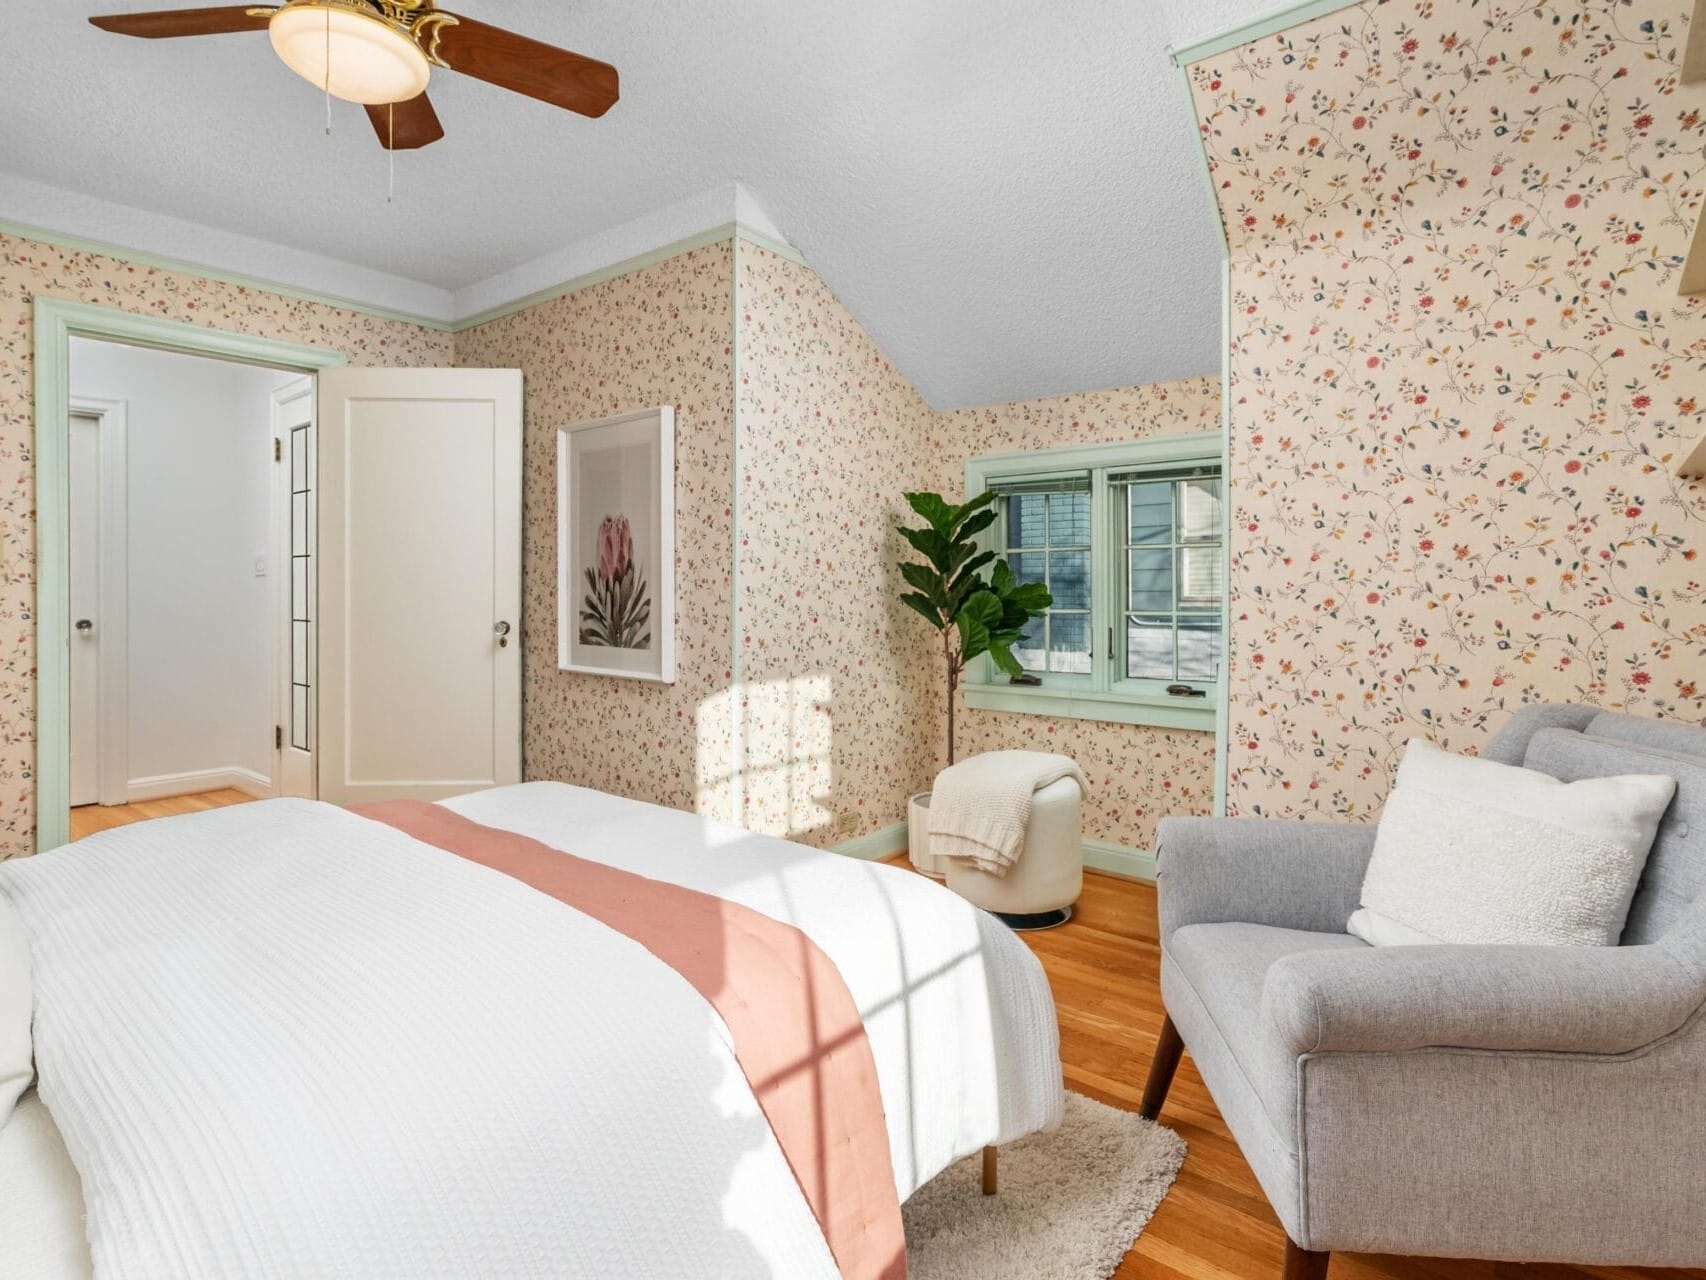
905 1092 1186 1280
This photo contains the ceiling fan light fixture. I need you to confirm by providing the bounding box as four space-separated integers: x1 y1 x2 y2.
269 2 430 105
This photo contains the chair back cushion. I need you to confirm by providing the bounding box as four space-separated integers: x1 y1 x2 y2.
1525 724 1706 945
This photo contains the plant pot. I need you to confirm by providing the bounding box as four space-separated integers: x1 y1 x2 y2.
908 791 951 878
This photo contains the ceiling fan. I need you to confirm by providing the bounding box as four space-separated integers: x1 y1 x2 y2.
89 1 619 150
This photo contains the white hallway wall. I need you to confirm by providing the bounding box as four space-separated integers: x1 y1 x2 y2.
70 338 290 793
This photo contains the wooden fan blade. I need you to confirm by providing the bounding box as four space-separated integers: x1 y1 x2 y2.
434 15 618 118
89 7 273 38
365 93 445 150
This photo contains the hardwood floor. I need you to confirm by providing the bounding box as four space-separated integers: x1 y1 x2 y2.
890 857 1703 1280
68 788 255 840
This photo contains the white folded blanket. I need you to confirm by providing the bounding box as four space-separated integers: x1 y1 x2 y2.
929 750 1088 876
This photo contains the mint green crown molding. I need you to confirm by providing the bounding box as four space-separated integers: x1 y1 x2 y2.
33 297 348 853
0 217 455 332
1169 0 1362 66
2 214 806 339
447 222 805 333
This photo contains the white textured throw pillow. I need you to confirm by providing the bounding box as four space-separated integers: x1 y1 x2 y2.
1348 739 1677 947
0 894 33 1124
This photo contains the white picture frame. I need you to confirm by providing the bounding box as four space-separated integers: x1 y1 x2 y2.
557 406 676 683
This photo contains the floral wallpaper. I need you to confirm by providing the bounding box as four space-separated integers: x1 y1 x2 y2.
456 242 737 824
930 379 1223 850
0 230 454 857
734 244 939 847
1187 0 1706 818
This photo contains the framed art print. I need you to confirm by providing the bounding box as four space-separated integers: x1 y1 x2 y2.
557 406 675 682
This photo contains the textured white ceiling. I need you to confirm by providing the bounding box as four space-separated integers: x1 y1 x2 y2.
2 0 1276 408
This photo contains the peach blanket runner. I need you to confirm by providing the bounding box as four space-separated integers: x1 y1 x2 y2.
353 800 907 1280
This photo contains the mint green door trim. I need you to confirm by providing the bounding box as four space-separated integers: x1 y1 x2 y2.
1169 0 1363 67
33 297 348 852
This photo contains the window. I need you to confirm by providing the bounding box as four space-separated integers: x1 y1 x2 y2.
964 433 1224 731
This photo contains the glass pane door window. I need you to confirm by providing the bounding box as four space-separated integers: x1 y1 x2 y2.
1120 475 1223 686
1000 485 1091 675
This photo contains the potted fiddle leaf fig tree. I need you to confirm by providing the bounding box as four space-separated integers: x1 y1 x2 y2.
897 490 1052 875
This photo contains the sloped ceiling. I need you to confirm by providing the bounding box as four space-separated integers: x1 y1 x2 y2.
2 0 1279 408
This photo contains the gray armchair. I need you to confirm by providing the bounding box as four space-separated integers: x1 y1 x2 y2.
1140 706 1706 1278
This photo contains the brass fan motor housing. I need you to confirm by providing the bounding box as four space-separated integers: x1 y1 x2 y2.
245 0 459 67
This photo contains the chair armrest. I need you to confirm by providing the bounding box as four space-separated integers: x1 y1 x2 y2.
1155 817 1376 948
1263 943 1704 1057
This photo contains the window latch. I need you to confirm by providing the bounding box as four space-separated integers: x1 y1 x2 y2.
1166 684 1207 699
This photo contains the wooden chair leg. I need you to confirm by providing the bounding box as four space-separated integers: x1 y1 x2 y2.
1139 1014 1184 1121
981 1146 997 1196
1282 1237 1330 1280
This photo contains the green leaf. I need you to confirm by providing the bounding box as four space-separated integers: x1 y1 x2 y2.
901 592 944 628
987 642 1025 678
989 557 1015 592
948 490 998 535
956 507 998 541
904 491 957 534
954 590 1003 660
898 525 955 573
1006 582 1053 612
900 560 945 601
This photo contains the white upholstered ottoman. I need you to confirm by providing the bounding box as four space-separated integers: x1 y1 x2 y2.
945 774 1083 929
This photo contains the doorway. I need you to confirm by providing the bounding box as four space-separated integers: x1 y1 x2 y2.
35 299 348 851
67 337 317 832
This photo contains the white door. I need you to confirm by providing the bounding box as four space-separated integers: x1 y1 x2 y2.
68 413 102 808
316 368 522 804
273 378 317 799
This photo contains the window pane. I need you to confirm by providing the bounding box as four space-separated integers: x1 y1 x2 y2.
1014 614 1046 673
1047 491 1090 546
1128 548 1172 611
1048 613 1091 674
1126 614 1176 680
1006 493 1046 548
1009 551 1046 589
1178 477 1222 542
1127 482 1172 545
1048 550 1090 610
1177 545 1223 608
1177 615 1223 681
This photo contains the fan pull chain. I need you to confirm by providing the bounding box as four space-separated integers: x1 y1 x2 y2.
323 8 332 135
387 103 395 203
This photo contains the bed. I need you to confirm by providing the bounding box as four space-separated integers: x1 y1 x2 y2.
0 783 1064 1279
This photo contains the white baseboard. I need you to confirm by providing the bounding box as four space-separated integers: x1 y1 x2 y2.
127 767 274 804
831 820 909 862
1083 839 1157 883
831 821 1156 883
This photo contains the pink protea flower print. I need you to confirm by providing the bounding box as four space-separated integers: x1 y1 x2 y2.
580 513 651 650
597 514 634 585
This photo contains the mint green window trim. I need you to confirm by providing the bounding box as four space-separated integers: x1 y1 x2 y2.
34 298 348 853
963 433 1222 733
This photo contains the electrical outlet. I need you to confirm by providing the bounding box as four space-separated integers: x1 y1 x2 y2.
253 553 267 577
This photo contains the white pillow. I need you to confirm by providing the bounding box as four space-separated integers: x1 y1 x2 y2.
1348 739 1677 947
0 894 33 1123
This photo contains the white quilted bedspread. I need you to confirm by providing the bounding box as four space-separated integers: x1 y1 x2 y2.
0 785 1062 1279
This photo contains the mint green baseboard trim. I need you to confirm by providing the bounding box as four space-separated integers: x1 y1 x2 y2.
33 298 347 852
1170 0 1363 66
1082 839 1158 883
830 821 1156 885
832 820 909 862
0 217 454 332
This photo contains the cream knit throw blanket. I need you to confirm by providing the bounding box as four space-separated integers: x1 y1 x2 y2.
929 750 1088 876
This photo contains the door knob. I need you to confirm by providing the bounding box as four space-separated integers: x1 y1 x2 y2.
494 620 511 648
75 619 93 633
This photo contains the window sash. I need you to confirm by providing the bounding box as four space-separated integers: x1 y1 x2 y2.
962 436 1228 730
